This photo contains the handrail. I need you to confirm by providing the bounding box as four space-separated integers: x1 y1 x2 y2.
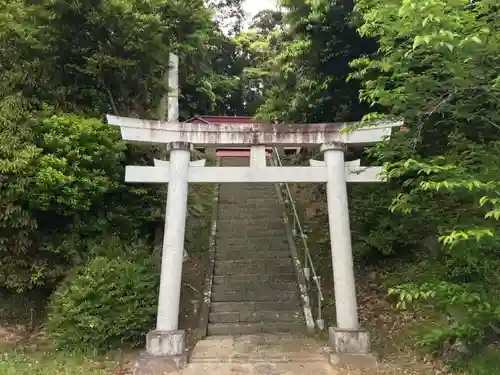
271 148 325 330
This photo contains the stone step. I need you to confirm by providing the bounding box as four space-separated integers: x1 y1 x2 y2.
216 248 290 256
209 310 302 324
212 281 297 294
216 229 285 240
211 301 301 313
219 197 281 205
216 246 289 255
216 238 288 251
213 274 297 286
218 202 282 210
217 219 284 232
217 213 283 221
216 230 285 240
207 322 306 336
214 265 295 276
216 258 294 267
218 189 277 196
217 206 283 219
214 260 294 275
219 186 276 193
217 214 283 223
215 250 291 261
212 289 299 302
218 189 278 198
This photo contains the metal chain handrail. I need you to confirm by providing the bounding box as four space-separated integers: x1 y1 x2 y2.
271 148 325 330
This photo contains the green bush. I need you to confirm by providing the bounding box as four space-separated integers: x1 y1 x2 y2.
0 107 161 291
46 255 159 351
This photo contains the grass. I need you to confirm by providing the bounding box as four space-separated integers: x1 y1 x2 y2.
0 346 126 375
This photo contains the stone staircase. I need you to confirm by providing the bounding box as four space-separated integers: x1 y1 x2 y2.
207 156 305 335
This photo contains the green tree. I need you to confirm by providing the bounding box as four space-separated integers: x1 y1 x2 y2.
258 0 377 123
351 0 500 353
0 0 228 291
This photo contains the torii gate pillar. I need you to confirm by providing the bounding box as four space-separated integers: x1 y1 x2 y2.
322 142 376 366
323 142 358 329
156 142 192 333
144 142 192 366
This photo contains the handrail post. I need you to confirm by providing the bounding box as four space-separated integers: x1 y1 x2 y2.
316 276 324 330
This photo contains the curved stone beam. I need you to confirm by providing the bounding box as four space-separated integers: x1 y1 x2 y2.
106 114 403 147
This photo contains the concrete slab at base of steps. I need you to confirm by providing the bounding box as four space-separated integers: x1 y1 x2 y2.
209 309 302 324
207 322 307 336
189 334 329 364
180 361 337 375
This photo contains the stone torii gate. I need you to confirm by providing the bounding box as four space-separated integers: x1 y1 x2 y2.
106 113 402 368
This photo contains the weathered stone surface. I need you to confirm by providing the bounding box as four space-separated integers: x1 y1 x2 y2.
184 334 334 375
146 330 185 357
210 301 299 313
133 352 187 375
190 333 328 364
207 322 305 336
182 362 338 375
211 290 299 303
328 353 378 368
215 237 288 247
214 250 291 261
212 274 296 285
209 310 301 324
328 327 370 354
216 219 285 231
215 229 286 240
214 261 294 276
327 327 378 368
212 281 297 293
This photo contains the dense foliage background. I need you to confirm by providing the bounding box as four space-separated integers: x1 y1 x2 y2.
0 0 498 372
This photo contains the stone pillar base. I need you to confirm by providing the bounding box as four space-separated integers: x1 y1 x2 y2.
328 327 378 368
133 330 187 375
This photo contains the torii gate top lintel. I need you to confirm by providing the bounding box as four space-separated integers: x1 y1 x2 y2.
106 114 403 147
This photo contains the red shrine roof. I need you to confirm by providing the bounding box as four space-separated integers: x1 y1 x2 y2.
187 116 263 125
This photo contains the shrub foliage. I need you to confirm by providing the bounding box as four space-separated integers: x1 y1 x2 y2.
46 254 159 350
